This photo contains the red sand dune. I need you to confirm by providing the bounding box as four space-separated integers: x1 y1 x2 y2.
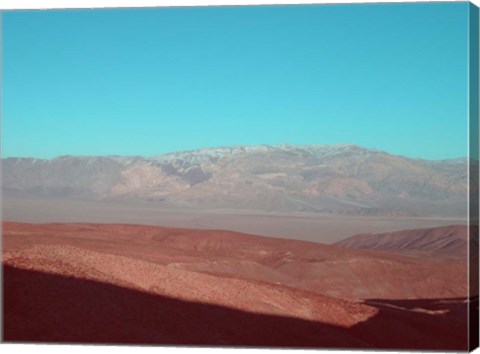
2 222 471 349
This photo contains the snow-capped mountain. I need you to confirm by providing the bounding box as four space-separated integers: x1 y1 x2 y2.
2 144 470 216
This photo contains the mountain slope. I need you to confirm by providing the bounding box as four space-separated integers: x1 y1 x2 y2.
2 144 468 216
335 225 472 258
3 222 467 301
2 221 469 349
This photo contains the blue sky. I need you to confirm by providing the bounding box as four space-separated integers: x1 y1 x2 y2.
2 2 470 159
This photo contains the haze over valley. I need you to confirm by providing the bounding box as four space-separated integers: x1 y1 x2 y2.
3 143 468 243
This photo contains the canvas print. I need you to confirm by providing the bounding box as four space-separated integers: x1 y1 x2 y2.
1 1 479 351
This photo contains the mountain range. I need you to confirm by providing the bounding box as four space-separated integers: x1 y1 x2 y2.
2 144 469 217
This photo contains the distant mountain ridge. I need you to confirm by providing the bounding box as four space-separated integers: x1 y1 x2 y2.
2 144 468 217
335 225 474 258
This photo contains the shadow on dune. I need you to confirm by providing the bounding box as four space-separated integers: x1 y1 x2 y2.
2 264 469 350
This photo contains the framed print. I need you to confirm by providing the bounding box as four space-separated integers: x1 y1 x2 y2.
1 0 479 351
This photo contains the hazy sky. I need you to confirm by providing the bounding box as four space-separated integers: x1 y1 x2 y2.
2 2 470 159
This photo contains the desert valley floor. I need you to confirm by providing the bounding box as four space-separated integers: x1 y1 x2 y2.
2 197 466 243
2 220 476 350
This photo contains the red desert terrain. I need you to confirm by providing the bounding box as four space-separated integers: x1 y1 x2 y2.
2 222 473 350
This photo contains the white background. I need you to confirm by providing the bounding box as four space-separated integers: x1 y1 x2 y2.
0 0 478 354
